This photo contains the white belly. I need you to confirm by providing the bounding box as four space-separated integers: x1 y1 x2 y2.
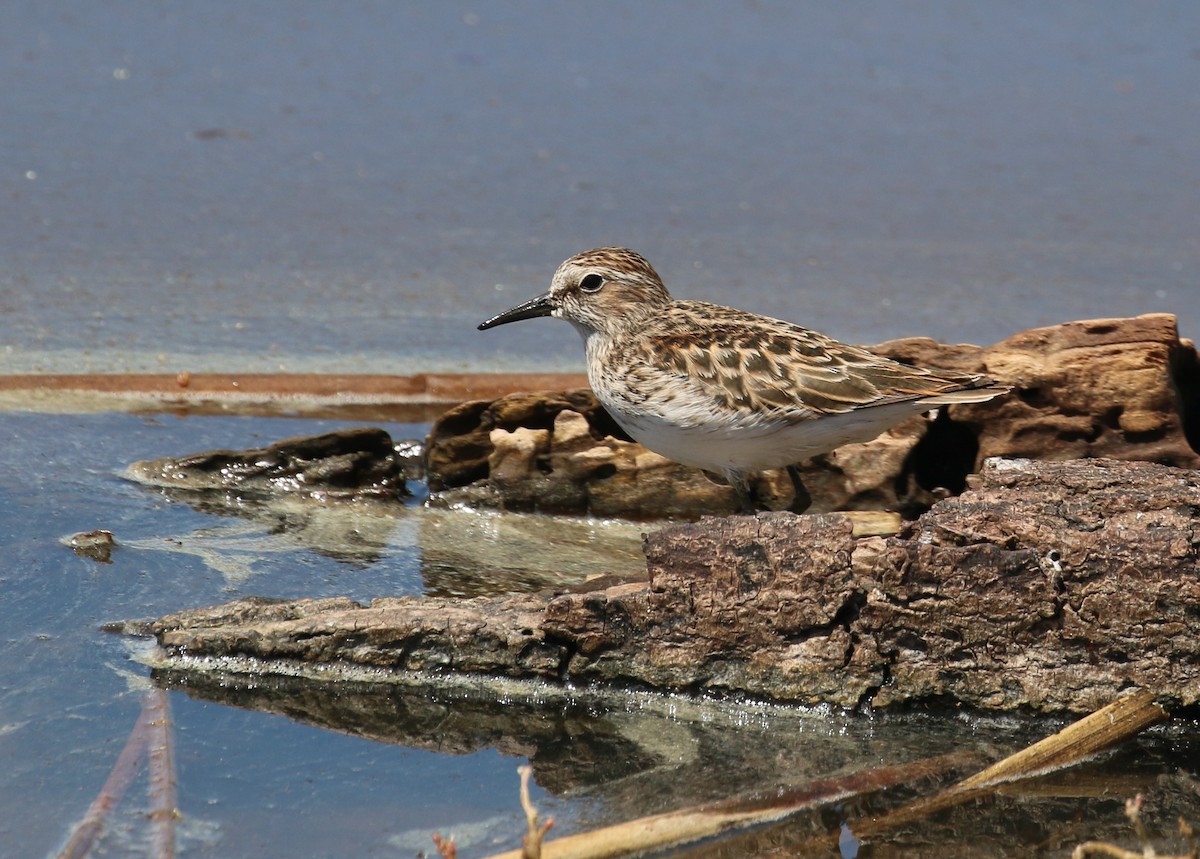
603 396 929 474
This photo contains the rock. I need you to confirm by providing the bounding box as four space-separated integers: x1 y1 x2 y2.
64 529 116 563
125 426 410 500
139 457 1200 714
424 314 1200 517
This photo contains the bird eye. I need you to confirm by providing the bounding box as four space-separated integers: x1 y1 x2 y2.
580 273 604 293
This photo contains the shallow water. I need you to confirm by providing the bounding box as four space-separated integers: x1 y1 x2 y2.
0 409 1196 858
3 2 1199 375
0 410 617 856
4 2 1200 854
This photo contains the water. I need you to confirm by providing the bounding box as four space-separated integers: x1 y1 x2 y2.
3 2 1199 855
2 2 1198 375
0 409 1196 857
0 410 620 856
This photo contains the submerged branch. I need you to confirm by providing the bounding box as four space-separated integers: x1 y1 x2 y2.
146 688 178 859
55 695 154 859
483 690 1167 859
482 750 975 859
832 689 1169 850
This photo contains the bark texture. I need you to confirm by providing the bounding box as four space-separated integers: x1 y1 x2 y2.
142 457 1200 714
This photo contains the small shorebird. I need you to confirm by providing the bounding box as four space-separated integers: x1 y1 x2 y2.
479 247 1008 511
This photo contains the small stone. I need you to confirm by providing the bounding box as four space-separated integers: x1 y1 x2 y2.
65 529 116 563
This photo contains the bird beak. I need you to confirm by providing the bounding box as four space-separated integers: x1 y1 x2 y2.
477 292 555 330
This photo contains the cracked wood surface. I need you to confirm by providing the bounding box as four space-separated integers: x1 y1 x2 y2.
143 457 1200 714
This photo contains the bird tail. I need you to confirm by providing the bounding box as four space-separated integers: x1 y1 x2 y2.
918 382 1012 407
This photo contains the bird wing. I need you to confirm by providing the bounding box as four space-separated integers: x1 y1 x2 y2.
620 301 998 421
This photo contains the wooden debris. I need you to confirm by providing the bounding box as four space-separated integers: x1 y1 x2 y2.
518 765 554 859
844 689 1168 836
55 689 179 859
481 751 975 859
523 690 1166 859
1071 794 1198 859
139 458 1200 713
146 689 177 859
55 702 151 859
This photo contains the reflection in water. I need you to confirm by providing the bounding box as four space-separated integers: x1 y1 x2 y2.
130 485 647 594
149 666 955 816
149 664 1200 857
416 504 646 597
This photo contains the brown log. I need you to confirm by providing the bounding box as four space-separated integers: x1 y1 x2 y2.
138 457 1200 714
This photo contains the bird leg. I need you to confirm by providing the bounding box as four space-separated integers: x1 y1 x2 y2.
730 477 758 514
719 468 811 515
785 465 813 514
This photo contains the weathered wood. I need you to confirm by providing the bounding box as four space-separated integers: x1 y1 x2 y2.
140 457 1200 714
481 691 1166 859
126 426 411 499
144 594 567 679
425 314 1200 517
546 457 1200 712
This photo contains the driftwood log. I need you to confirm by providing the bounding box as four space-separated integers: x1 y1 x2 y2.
141 456 1200 714
126 425 414 499
426 313 1200 516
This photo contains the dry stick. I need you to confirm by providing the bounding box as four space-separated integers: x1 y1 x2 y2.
145 688 178 859
518 765 554 859
54 697 154 859
487 690 1168 859
683 690 1171 859
482 750 977 859
1070 795 1199 859
846 689 1169 839
1069 844 1146 859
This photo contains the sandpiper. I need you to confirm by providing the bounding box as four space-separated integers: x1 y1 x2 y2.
479 247 1008 511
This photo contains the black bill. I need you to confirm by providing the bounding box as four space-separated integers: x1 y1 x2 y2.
477 292 556 330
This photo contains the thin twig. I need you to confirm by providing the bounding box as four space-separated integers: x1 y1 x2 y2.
1071 795 1199 859
145 688 178 859
55 696 154 859
432 832 458 859
1070 842 1147 859
519 765 554 859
